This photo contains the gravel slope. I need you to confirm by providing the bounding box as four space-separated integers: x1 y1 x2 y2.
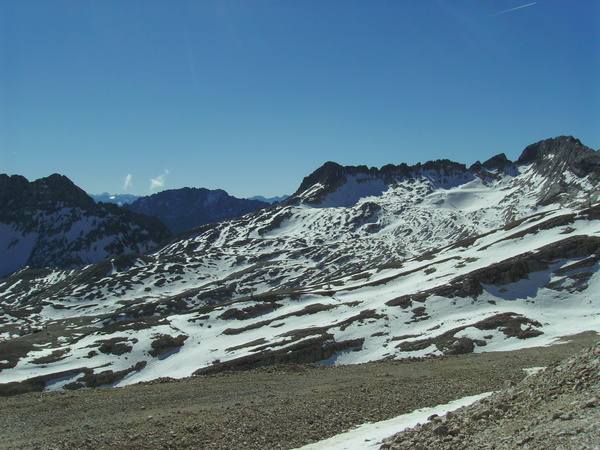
381 338 600 449
1 332 598 450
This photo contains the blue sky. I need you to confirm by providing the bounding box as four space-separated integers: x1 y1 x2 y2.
1 1 598 198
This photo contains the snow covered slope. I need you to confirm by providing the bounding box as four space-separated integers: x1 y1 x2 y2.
1 136 599 394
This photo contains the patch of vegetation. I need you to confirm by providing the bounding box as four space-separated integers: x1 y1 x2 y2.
386 293 427 308
474 313 543 339
0 368 84 396
194 336 364 375
390 334 423 342
76 361 147 388
405 306 430 324
396 312 541 355
222 303 339 335
223 319 273 335
31 348 71 365
226 338 269 353
338 309 386 331
218 302 283 320
99 316 170 334
95 337 136 355
0 336 37 371
148 334 188 357
112 253 149 272
350 272 371 281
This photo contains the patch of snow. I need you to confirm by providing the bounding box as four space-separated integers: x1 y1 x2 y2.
319 175 389 207
524 366 546 376
295 392 493 450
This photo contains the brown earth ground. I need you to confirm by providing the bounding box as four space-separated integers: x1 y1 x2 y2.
0 331 598 450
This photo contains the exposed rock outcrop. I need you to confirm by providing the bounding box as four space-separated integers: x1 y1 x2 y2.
381 343 600 449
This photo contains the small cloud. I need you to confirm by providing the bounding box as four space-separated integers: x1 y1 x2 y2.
123 174 133 191
150 169 170 191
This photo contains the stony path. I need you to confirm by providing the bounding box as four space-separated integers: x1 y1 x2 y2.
0 332 598 450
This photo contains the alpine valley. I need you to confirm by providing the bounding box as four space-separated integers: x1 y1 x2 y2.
1 135 599 397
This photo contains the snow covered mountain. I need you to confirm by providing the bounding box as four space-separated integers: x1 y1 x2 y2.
90 193 139 206
123 187 270 234
0 174 171 279
1 136 599 395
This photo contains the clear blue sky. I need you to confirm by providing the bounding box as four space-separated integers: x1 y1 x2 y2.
1 1 598 198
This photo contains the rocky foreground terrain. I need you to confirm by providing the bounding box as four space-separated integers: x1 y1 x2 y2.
0 332 598 449
381 339 600 449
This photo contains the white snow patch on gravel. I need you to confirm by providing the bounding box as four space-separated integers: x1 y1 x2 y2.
295 392 493 450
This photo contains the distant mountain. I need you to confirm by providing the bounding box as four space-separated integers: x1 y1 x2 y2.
124 187 269 234
2 136 600 395
0 174 171 278
90 192 139 206
248 195 289 204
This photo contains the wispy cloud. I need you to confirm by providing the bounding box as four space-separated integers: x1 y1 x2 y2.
123 174 133 191
488 2 536 17
149 170 170 191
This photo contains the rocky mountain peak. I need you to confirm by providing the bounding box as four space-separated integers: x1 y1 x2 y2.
293 136 599 208
292 162 382 206
0 174 94 220
516 136 595 168
0 174 29 208
296 161 355 194
30 173 96 209
419 159 468 174
482 153 512 170
512 136 600 206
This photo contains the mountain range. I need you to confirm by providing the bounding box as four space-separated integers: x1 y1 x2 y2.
0 181 272 279
0 135 599 396
90 193 139 206
123 188 269 234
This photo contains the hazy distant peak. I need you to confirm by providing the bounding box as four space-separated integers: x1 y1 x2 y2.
124 187 269 234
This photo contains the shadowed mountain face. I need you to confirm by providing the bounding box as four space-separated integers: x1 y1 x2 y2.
90 193 139 206
124 188 270 234
1 136 599 395
0 174 171 278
